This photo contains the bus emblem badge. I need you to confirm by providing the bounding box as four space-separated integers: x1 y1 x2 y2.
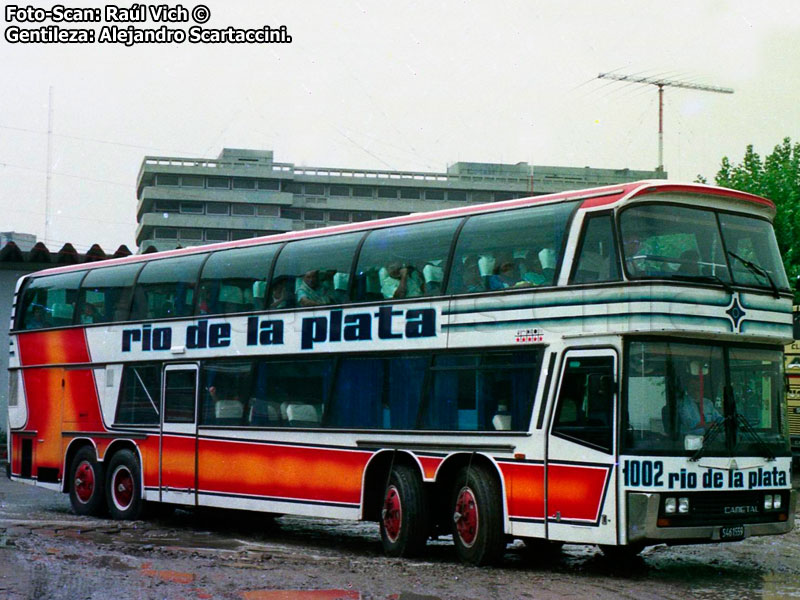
725 295 746 332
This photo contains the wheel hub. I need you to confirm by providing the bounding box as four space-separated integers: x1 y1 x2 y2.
454 487 479 547
382 485 402 543
74 461 95 503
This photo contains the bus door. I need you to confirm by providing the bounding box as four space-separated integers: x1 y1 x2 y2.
545 349 617 545
160 364 198 505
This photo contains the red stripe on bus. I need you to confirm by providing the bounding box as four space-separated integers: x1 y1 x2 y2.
547 463 609 522
499 462 545 519
197 439 371 505
17 329 91 366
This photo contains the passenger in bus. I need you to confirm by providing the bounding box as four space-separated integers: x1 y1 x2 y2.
196 285 211 314
296 269 335 307
380 260 424 299
489 254 529 290
678 363 722 434
269 276 291 310
80 303 98 324
26 304 48 329
460 255 486 293
677 249 700 276
516 250 547 286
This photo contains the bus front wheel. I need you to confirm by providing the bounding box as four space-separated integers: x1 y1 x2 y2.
450 465 505 566
106 450 144 520
69 446 106 516
379 465 429 557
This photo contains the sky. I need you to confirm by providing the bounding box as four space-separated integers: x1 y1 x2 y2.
1 0 799 253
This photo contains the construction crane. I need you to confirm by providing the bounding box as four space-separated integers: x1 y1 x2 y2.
597 72 734 174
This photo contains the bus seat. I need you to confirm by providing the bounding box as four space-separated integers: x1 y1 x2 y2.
492 413 512 431
285 403 320 427
51 302 74 325
249 398 280 425
215 399 244 420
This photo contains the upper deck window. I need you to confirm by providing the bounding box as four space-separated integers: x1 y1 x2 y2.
447 201 577 295
17 270 85 330
198 244 277 315
355 218 461 302
620 204 731 284
272 232 363 309
131 254 206 321
77 262 142 324
718 213 790 290
620 203 789 292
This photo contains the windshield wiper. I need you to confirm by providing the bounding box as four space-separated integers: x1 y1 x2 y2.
728 251 780 298
670 273 733 294
735 414 776 461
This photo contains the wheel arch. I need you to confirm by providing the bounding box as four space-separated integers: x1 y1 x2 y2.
432 452 509 531
104 439 146 501
61 437 98 493
360 449 425 521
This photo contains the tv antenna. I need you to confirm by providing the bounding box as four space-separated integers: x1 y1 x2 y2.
597 72 734 174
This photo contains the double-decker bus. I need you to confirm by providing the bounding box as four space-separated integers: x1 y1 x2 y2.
6 180 794 565
786 307 800 461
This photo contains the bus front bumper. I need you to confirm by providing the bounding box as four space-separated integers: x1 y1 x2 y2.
626 490 796 544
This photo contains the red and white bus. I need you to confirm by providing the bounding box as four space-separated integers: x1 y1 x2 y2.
7 180 795 565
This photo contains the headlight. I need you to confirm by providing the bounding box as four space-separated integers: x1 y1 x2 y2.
774 495 782 510
764 494 774 510
665 497 676 514
678 497 690 514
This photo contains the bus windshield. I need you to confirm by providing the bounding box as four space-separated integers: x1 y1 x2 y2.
619 204 790 291
623 340 789 457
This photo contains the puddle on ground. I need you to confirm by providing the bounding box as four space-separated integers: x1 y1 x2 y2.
239 592 442 600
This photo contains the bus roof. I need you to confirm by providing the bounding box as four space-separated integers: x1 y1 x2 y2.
28 180 776 278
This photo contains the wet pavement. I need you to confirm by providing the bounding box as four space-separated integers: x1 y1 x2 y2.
1 468 799 599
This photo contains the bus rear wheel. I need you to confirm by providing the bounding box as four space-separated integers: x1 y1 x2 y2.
106 449 144 520
69 446 106 516
450 465 505 566
379 465 429 557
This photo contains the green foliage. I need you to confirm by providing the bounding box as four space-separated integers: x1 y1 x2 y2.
708 137 800 299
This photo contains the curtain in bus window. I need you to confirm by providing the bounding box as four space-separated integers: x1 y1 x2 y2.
115 363 160 425
387 356 428 429
422 355 477 430
18 270 85 330
328 358 384 428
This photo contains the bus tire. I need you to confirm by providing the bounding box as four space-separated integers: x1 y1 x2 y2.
106 449 144 520
68 446 106 516
379 464 429 557
450 465 505 566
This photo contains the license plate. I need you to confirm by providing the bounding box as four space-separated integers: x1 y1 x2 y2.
719 525 745 541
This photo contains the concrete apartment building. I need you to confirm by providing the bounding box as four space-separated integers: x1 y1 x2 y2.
136 148 665 252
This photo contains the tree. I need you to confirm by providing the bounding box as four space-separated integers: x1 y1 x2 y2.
699 137 800 300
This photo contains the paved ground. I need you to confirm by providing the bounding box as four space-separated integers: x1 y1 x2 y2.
1 469 799 600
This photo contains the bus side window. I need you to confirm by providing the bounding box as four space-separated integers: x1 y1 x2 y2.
447 201 578 294
198 245 277 316
17 270 85 330
76 262 141 324
552 355 615 453
130 254 206 321
570 214 621 285
354 218 461 302
271 232 363 309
